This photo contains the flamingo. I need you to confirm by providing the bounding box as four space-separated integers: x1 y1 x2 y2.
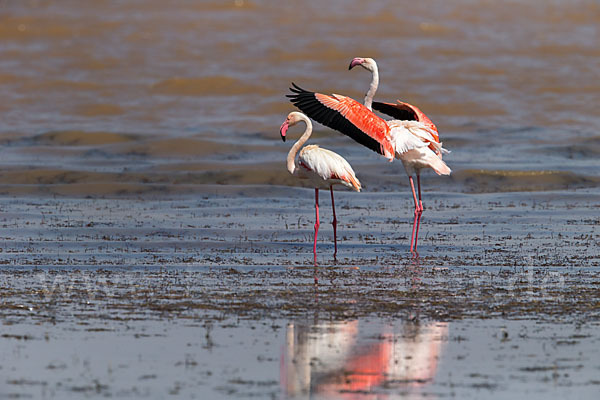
280 111 361 281
347 57 448 252
287 78 450 253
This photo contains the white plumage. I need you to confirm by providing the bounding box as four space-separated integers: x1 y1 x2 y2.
298 145 360 191
279 111 361 281
388 121 452 177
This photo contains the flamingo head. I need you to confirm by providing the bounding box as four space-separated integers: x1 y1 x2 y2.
348 57 376 72
280 111 303 142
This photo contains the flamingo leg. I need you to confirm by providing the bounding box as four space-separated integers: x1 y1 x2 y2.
408 176 419 253
313 188 320 284
413 174 424 252
330 186 337 261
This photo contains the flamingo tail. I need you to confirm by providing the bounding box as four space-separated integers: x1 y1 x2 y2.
427 155 452 176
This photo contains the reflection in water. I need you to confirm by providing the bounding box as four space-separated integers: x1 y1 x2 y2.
282 318 448 399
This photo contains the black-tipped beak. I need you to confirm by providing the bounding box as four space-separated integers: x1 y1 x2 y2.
280 121 288 142
348 58 363 70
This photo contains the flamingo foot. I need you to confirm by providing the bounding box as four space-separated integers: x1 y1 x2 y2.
330 187 338 262
408 176 422 253
413 202 424 252
313 247 319 285
409 206 420 253
332 216 338 262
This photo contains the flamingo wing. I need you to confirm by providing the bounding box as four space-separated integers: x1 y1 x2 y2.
373 100 439 142
287 83 395 160
388 123 429 154
300 145 361 191
388 120 438 144
372 101 419 121
388 120 449 157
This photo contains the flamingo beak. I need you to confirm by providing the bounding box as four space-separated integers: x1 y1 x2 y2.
348 57 364 70
280 121 288 142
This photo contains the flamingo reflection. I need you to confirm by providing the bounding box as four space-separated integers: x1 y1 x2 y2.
281 319 448 399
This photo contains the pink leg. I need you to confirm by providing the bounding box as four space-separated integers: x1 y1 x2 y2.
408 176 419 253
413 174 424 252
330 186 337 260
313 188 320 284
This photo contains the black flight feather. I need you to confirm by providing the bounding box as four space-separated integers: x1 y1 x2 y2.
372 101 418 121
287 83 383 155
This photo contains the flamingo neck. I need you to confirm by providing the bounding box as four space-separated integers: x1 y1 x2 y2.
286 116 312 175
364 66 379 111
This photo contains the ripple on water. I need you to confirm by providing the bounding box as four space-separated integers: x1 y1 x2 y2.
453 169 599 193
150 76 270 97
536 136 600 160
69 103 125 117
31 131 138 146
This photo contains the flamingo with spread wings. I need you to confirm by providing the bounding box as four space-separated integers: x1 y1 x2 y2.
347 56 449 252
280 111 361 282
287 69 450 253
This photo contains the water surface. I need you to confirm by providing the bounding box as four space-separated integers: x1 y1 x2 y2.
0 0 598 194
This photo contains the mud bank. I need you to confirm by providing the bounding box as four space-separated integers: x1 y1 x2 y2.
0 187 598 398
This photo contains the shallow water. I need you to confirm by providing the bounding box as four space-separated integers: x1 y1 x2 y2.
0 190 597 268
0 0 598 194
2 265 600 399
0 191 599 398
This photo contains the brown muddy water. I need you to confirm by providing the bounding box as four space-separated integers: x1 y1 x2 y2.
1 1 599 399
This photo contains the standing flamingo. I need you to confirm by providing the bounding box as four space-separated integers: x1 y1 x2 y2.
280 111 361 282
347 57 447 253
287 82 450 253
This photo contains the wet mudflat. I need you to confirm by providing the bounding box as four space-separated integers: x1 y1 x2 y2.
1 188 599 398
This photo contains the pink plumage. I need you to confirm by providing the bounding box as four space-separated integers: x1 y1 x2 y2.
288 57 452 253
